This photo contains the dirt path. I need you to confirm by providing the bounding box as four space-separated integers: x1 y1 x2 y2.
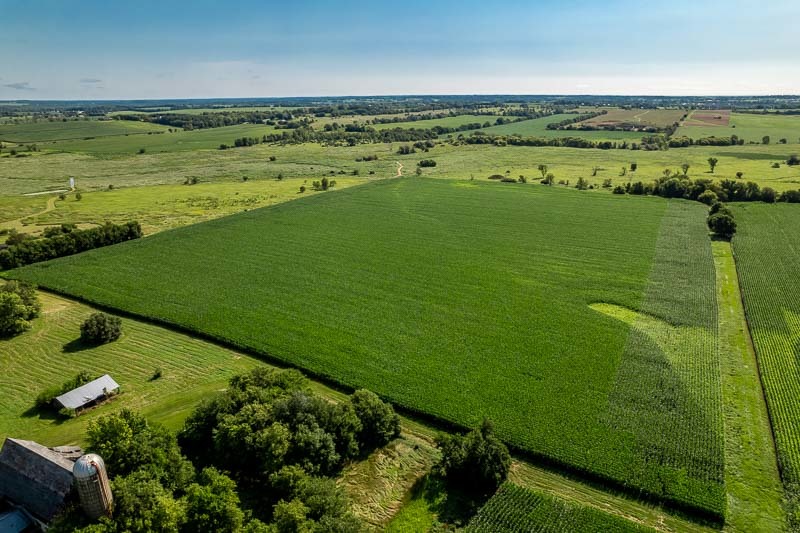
396 161 403 177
0 195 58 233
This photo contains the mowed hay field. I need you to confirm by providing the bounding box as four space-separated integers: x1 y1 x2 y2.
676 112 800 145
578 108 686 129
8 179 725 517
0 292 261 447
0 119 171 142
731 203 800 520
465 483 654 532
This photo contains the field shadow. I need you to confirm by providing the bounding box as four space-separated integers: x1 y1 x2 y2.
62 337 94 353
407 474 486 528
21 404 64 423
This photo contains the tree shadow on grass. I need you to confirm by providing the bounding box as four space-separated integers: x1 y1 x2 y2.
407 474 486 528
62 337 94 353
20 403 65 423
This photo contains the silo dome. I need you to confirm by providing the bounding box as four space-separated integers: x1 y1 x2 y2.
73 454 106 478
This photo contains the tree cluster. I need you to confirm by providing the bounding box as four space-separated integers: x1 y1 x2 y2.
0 221 142 270
81 312 123 344
707 202 737 240
435 419 511 497
0 280 41 337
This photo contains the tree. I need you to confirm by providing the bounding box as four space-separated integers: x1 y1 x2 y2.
707 157 719 173
0 281 40 338
0 292 31 338
350 390 400 449
762 187 777 203
787 154 800 166
708 212 737 239
87 409 194 490
575 177 589 190
435 419 511 496
630 162 637 172
762 135 770 145
697 190 718 206
537 164 548 180
81 312 122 344
110 472 185 533
182 468 245 533
681 163 690 175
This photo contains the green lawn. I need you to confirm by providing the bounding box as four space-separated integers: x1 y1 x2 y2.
7 179 724 517
676 113 800 145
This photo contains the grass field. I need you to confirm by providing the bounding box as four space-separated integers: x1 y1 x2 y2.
371 114 503 131
0 119 171 143
465 483 654 532
731 203 800 527
6 179 725 517
13 178 364 235
676 113 800 145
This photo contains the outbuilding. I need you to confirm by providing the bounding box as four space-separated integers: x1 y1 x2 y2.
54 374 119 412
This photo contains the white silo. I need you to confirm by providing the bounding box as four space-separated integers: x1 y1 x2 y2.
73 454 113 519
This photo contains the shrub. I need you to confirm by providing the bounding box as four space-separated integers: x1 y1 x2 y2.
708 212 737 239
575 177 589 190
75 192 82 201
787 155 800 166
772 162 781 169
612 185 626 194
299 185 306 193
435 419 511 496
697 190 719 205
762 187 777 203
418 159 437 168
488 174 505 180
80 312 122 344
269 155 277 161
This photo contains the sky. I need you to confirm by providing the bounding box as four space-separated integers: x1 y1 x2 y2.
0 0 798 100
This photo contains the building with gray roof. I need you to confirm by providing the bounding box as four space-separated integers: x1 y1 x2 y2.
54 374 119 411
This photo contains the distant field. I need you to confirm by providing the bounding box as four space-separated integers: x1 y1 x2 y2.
683 110 731 127
371 114 503 131
0 119 171 143
8 179 725 517
478 114 644 141
675 112 800 144
36 123 279 155
732 203 800 517
465 483 654 532
578 108 686 129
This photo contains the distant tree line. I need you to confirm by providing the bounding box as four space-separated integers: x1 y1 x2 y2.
116 110 295 130
546 111 607 130
0 221 142 270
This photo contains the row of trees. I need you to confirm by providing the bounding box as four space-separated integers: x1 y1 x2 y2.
612 173 800 205
545 111 607 130
0 221 143 270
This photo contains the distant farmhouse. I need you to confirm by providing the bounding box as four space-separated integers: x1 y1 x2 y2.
54 374 119 412
0 438 81 529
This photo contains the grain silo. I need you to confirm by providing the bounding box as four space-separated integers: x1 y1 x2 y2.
73 454 113 519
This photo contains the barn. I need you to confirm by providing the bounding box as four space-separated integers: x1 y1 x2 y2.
54 374 119 411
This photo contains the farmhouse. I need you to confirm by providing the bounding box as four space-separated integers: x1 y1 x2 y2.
0 438 79 523
54 374 119 411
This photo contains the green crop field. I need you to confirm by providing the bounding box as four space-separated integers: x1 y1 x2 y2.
0 119 171 143
477 114 645 141
676 113 800 145
731 202 800 522
465 483 654 532
6 179 725 517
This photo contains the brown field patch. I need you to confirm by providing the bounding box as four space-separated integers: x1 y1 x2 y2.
683 109 730 127
578 108 685 129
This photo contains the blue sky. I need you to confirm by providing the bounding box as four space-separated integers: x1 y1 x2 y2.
1 0 798 99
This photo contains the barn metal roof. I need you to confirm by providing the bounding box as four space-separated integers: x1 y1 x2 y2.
0 509 33 532
54 374 119 410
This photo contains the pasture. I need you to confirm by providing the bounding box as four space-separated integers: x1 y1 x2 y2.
731 203 800 523
675 112 800 144
0 118 171 143
371 114 503 131
7 179 725 517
